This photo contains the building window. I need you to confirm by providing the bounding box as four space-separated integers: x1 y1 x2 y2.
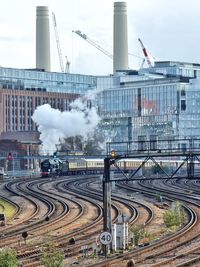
181 90 185 96
181 100 186 111
137 88 141 117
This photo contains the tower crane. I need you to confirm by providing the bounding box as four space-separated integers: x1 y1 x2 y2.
73 30 113 60
138 38 153 68
73 30 145 69
52 12 64 72
52 12 70 73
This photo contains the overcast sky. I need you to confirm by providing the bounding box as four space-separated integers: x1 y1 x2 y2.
0 0 200 75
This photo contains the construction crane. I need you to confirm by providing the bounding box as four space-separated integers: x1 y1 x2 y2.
73 30 113 60
138 38 153 68
52 12 66 72
73 30 145 69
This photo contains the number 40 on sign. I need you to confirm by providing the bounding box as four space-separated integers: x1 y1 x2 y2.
99 231 112 245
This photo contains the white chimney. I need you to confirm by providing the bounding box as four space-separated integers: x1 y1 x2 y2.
113 2 129 73
36 6 51 72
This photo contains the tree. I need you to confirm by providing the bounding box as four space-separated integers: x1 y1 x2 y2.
41 242 64 267
0 248 19 267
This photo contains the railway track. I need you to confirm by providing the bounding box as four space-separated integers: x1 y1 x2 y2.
106 178 200 267
0 175 152 266
1 174 199 266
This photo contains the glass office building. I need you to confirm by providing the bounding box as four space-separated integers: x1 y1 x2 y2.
0 67 96 94
97 61 200 149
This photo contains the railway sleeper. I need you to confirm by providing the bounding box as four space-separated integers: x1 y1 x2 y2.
17 249 41 259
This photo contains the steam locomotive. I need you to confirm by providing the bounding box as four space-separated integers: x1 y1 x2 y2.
40 158 67 177
40 157 104 177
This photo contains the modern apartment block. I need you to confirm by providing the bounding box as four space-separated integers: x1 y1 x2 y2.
97 61 200 150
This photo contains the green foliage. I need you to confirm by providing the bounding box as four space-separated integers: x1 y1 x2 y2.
0 248 19 267
163 210 178 228
0 199 17 219
41 242 64 267
129 225 152 246
132 225 143 245
163 201 186 228
143 229 154 241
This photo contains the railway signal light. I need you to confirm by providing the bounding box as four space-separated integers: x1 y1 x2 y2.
22 231 28 239
111 150 117 158
22 231 28 244
69 237 75 245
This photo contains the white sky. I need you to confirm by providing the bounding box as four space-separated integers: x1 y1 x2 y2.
0 0 200 75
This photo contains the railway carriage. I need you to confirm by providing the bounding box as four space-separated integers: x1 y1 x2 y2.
85 158 104 173
67 158 87 175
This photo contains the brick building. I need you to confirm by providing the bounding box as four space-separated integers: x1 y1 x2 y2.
0 88 78 135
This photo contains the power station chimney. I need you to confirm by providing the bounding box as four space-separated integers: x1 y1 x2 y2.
36 6 51 72
113 2 128 73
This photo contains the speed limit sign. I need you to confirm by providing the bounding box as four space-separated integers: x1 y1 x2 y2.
99 231 112 245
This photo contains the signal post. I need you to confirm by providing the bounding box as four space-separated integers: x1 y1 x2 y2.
103 151 117 256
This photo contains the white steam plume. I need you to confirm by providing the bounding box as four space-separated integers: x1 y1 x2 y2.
32 91 100 154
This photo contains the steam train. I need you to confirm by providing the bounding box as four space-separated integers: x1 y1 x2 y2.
40 158 68 177
40 157 105 178
40 157 198 178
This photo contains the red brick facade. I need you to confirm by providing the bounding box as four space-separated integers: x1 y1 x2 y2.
0 88 79 135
